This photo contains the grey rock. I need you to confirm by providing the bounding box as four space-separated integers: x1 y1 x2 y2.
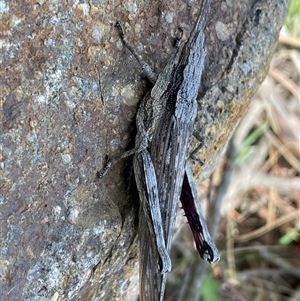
0 0 289 300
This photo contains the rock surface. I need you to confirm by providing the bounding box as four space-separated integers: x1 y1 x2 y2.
0 0 289 300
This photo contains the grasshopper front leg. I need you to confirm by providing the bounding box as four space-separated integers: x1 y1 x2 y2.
115 21 158 84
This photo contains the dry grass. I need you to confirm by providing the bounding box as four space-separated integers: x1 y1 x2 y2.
165 5 300 301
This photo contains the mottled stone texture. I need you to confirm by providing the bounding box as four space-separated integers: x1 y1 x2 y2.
0 0 289 300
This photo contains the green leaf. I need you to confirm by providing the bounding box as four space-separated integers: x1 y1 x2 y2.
285 0 300 38
234 145 257 165
201 273 221 301
235 121 269 165
279 227 300 245
239 121 269 150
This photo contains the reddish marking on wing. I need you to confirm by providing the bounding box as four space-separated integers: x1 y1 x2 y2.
180 173 215 263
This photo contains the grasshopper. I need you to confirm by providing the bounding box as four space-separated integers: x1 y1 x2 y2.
100 0 219 299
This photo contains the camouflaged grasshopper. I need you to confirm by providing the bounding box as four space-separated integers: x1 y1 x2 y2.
100 0 219 299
